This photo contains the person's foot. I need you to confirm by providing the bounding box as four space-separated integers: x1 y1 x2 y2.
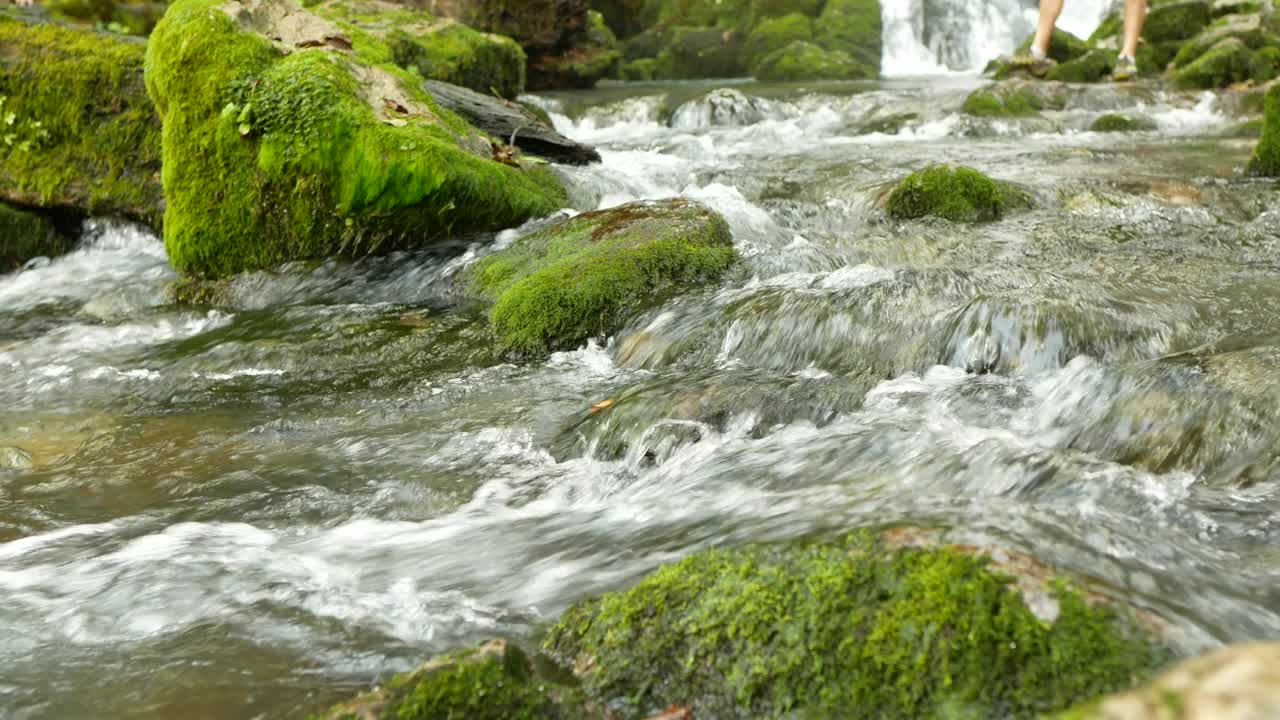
1007 53 1058 78
1112 55 1138 82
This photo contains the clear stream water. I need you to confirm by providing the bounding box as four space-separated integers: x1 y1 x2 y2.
4 67 1280 720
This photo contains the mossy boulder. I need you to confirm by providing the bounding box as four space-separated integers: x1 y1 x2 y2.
545 531 1168 719
1056 643 1280 720
1017 27 1091 64
814 0 882 72
1135 39 1186 75
653 26 746 79
962 81 1055 117
885 165 1028 223
1247 83 1280 175
1144 0 1213 43
145 0 565 280
528 9 621 89
0 13 163 227
314 639 602 719
1171 12 1278 71
1172 37 1261 88
743 12 813 72
0 202 70 271
753 40 873 82
44 0 170 35
312 0 527 99
1091 113 1158 132
463 199 736 356
1045 49 1116 83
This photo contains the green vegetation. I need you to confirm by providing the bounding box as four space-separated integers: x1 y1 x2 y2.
0 14 162 226
886 165 1027 222
1091 113 1157 132
44 0 169 35
743 13 813 72
1017 27 1090 64
1045 49 1115 83
1247 83 1280 176
545 532 1167 719
464 199 736 356
145 0 565 279
753 40 872 82
814 0 883 71
314 640 599 720
1172 37 1259 88
962 84 1045 117
529 10 621 89
1143 0 1212 43
0 202 68 271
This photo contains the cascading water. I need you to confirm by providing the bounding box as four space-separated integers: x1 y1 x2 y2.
880 0 1115 74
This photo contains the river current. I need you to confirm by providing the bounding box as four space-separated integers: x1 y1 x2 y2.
2 75 1280 718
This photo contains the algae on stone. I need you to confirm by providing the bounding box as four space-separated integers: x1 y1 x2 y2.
463 198 736 356
545 531 1167 720
962 82 1047 117
0 202 69 271
886 165 1027 222
145 0 566 279
1091 113 1158 132
753 40 872 82
0 13 163 227
1247 82 1280 175
1046 49 1116 83
1172 37 1261 89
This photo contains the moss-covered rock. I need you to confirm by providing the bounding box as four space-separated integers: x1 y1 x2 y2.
0 202 70 271
746 0 824 28
314 639 602 720
962 81 1052 117
1045 49 1116 83
1056 643 1280 720
44 0 170 35
145 0 565 279
1144 0 1213 42
1247 83 1280 175
743 12 813 72
312 0 526 99
0 13 163 227
528 9 621 89
652 26 746 79
886 165 1028 222
618 57 659 80
1135 39 1185 75
545 531 1168 720
1017 27 1091 64
753 40 872 82
1172 37 1260 89
1171 12 1277 70
1091 113 1158 132
463 199 736 356
813 0 882 72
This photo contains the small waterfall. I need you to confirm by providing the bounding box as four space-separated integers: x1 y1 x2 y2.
880 0 1114 75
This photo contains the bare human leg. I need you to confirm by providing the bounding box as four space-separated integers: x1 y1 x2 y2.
1032 0 1066 57
1120 0 1148 58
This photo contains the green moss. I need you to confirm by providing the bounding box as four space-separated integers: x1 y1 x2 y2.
1172 37 1259 88
746 0 823 28
652 26 745 79
1045 49 1115 83
146 0 565 279
649 0 754 33
1171 13 1276 69
464 199 737 356
1247 83 1280 176
1135 39 1185 74
1254 45 1280 82
962 84 1043 117
314 640 597 720
886 165 1027 223
1144 0 1212 42
753 40 873 82
544 532 1166 719
0 14 163 226
1227 117 1265 137
619 57 660 81
1016 28 1090 64
0 202 69 271
529 10 621 89
814 0 882 71
743 13 813 72
44 0 169 35
1091 113 1157 132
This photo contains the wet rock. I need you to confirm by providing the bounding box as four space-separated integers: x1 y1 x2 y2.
885 165 1030 223
1248 83 1280 175
1046 49 1117 83
753 40 873 82
669 88 781 128
963 80 1065 117
0 446 33 470
1014 27 1092 65
145 0 566 279
461 198 737 356
1058 643 1280 720
423 80 600 164
314 638 603 719
0 202 71 271
1144 0 1214 44
1091 113 1158 132
0 11 163 228
1171 12 1276 69
544 530 1169 720
1173 37 1265 89
527 9 621 90
311 0 527 99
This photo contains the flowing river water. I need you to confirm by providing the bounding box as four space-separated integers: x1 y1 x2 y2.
4 71 1280 717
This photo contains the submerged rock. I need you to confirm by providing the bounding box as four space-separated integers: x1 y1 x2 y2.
1248 83 1280 175
963 80 1063 117
0 202 71 271
0 12 163 228
315 638 602 719
462 199 737 356
885 165 1029 223
1091 113 1158 132
544 531 1168 719
1058 643 1280 720
311 0 527 99
145 0 566 279
423 80 600 165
